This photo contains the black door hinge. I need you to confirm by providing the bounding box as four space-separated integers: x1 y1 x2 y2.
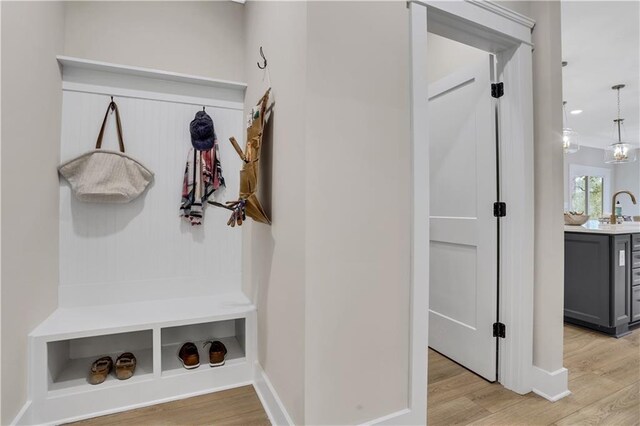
493 322 506 338
491 82 504 98
493 202 506 217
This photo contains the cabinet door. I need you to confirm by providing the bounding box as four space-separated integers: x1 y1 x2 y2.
564 233 610 327
611 235 631 326
632 286 640 323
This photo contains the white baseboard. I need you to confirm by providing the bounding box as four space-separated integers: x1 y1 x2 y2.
19 363 411 425
363 408 414 425
531 366 570 402
253 363 294 426
10 400 32 426
252 364 420 426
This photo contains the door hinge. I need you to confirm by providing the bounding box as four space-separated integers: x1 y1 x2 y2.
493 322 506 338
491 82 504 98
493 202 506 217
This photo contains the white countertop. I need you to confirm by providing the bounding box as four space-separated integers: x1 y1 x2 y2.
565 220 640 235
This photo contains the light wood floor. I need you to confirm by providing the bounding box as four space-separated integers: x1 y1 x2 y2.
71 324 638 426
428 324 640 425
69 385 270 426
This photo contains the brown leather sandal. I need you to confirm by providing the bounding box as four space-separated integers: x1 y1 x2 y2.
89 356 113 385
203 340 227 367
115 352 137 380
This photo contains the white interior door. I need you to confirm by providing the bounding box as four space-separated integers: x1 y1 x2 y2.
428 57 498 381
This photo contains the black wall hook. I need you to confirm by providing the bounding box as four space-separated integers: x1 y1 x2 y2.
257 46 267 70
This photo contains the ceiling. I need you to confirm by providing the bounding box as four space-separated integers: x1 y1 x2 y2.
561 1 639 149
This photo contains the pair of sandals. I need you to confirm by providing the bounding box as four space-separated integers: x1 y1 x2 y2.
89 352 137 385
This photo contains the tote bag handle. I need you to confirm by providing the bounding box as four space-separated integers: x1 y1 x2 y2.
95 100 126 152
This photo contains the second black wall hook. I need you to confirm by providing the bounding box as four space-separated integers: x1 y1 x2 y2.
257 46 267 70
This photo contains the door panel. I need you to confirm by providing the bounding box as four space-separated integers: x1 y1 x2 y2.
428 57 498 381
430 242 478 328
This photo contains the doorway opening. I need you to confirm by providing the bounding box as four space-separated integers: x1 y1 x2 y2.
426 32 502 383
399 2 537 425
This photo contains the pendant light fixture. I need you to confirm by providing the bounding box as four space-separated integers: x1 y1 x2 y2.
562 101 580 154
604 84 637 164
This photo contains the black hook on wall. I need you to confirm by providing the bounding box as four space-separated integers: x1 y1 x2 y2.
257 46 267 70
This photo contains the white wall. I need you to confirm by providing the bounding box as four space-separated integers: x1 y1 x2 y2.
242 2 307 423
1 2 65 424
528 0 566 377
64 1 245 82
427 33 487 83
305 2 411 423
493 0 568 385
58 91 243 307
613 158 640 217
244 2 412 424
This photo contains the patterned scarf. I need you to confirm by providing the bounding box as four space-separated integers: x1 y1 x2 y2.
180 141 225 225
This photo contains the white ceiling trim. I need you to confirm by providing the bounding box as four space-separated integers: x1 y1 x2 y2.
466 0 536 30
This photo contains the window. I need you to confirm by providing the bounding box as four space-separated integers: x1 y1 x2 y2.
568 164 611 219
571 175 604 218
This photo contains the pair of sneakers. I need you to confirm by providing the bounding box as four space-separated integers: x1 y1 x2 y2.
178 340 227 370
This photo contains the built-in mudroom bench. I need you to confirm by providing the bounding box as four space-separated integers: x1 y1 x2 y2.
564 221 640 337
21 57 261 425
29 294 255 424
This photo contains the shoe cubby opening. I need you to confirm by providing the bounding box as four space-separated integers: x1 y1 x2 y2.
47 330 153 392
161 318 246 376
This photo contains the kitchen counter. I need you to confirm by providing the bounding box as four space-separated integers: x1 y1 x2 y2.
565 220 640 235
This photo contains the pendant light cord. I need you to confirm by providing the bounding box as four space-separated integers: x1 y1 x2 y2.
613 84 625 143
616 87 622 142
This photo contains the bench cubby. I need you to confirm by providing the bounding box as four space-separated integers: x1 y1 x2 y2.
161 318 246 376
47 330 153 393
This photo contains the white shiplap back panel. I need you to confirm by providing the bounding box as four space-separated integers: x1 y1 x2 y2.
59 91 243 307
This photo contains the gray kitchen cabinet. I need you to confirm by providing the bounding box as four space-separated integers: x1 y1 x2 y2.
564 231 638 337
564 233 611 328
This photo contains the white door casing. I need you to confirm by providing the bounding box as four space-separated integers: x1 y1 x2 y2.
374 2 537 424
428 58 498 381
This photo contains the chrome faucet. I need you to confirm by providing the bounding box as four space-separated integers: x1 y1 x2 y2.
610 190 637 224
